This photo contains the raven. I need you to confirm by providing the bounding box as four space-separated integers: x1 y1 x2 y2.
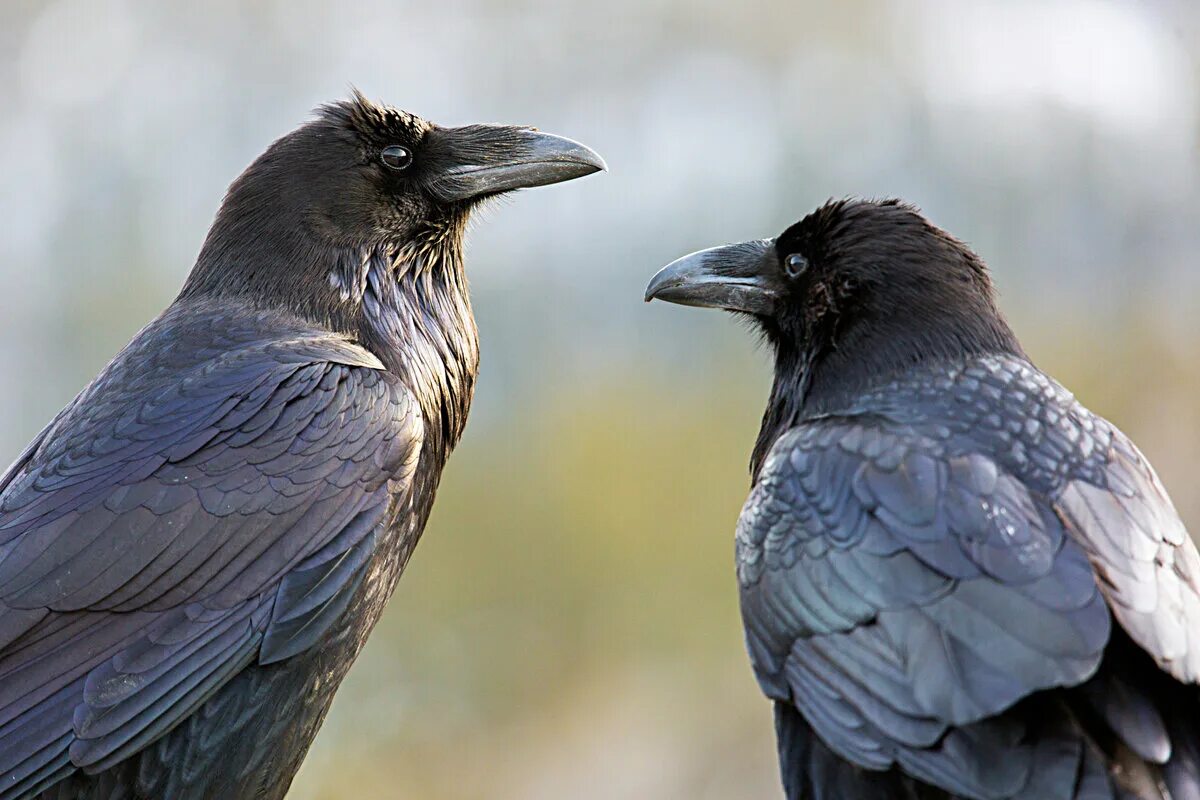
646 200 1200 799
0 93 603 800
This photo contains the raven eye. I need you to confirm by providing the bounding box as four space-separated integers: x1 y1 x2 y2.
380 145 413 171
784 253 808 278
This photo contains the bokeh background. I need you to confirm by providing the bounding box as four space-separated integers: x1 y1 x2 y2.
1 1 1199 797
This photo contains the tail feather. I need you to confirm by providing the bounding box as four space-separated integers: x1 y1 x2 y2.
773 702 954 800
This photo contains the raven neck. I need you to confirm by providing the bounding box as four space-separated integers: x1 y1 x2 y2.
752 343 815 481
357 236 479 470
751 318 1023 480
183 217 479 471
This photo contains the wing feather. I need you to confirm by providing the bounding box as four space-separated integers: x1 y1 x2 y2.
0 320 422 797
740 417 1111 798
1055 440 1200 682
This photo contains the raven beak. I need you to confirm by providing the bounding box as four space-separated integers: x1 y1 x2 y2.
645 239 780 315
431 128 606 202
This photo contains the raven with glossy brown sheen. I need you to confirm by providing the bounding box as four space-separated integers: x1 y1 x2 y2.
647 200 1200 799
0 93 603 800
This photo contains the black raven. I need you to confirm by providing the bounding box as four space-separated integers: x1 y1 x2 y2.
646 200 1200 799
0 93 603 800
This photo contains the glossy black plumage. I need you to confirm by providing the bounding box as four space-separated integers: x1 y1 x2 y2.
647 200 1200 799
0 94 602 800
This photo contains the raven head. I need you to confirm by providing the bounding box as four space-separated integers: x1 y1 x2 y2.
647 199 1023 468
646 199 1020 373
296 91 607 243
185 91 604 305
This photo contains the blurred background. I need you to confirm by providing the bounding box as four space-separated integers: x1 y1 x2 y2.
1 0 1199 797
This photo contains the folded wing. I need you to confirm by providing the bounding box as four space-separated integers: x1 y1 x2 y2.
738 415 1143 798
0 332 421 799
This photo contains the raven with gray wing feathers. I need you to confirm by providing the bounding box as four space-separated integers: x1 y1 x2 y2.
0 93 603 800
646 200 1200 799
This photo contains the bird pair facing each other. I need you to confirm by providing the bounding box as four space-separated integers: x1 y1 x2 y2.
0 94 1195 800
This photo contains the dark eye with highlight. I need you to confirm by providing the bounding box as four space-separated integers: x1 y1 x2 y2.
784 253 809 278
380 145 413 171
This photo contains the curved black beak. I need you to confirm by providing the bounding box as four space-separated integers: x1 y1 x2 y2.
645 239 780 315
429 127 605 202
